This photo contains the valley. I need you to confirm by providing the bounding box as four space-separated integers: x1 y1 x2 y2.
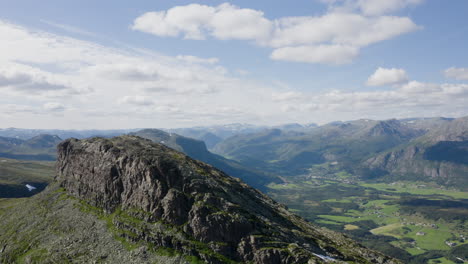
266 167 468 263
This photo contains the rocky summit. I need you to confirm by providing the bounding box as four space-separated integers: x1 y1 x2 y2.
1 136 400 263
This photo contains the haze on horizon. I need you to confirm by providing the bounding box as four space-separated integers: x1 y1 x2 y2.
0 0 467 129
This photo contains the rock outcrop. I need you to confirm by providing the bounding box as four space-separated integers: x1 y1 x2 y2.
55 136 399 264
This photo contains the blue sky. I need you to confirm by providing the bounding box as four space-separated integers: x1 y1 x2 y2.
0 0 467 129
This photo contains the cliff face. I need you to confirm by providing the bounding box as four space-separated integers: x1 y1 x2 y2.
55 136 399 264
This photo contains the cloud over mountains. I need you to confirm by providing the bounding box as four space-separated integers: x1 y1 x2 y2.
132 2 420 64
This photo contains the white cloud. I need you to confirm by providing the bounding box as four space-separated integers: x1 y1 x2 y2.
209 3 272 41
132 3 420 64
0 19 465 129
272 91 304 101
85 63 160 81
131 3 272 41
0 63 76 93
271 45 359 64
0 20 278 128
43 102 65 112
269 13 418 47
366 67 409 86
118 96 154 106
297 82 468 113
444 67 468 81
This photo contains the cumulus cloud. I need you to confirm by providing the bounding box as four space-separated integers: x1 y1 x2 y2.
366 67 409 86
132 2 420 65
269 13 418 48
444 67 468 81
132 3 272 41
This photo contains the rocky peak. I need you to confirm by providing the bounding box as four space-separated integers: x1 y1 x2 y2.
56 136 399 264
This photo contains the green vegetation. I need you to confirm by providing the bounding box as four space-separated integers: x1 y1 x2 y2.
361 182 468 199
0 158 54 198
0 158 54 185
267 173 468 264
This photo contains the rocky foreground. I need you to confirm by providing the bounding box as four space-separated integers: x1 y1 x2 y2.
1 136 400 263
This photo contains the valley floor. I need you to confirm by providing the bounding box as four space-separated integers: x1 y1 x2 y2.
267 163 468 264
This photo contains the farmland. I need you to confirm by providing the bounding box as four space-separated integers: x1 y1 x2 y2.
267 168 468 263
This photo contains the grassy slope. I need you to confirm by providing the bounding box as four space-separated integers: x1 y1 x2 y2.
0 158 54 198
0 185 188 264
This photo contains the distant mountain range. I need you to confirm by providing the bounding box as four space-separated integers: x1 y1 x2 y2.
1 117 466 189
166 123 318 149
0 134 62 161
212 117 468 189
0 128 140 140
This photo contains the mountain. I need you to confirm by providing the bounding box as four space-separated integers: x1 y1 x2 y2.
130 129 281 190
0 134 62 161
0 128 138 140
364 116 468 188
167 123 318 149
164 128 224 149
0 136 399 263
400 117 455 131
212 119 425 176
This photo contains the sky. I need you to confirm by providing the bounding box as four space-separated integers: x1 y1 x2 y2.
0 0 467 129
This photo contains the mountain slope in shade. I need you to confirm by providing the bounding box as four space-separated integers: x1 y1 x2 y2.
130 129 281 190
364 116 468 188
0 136 400 263
166 123 318 149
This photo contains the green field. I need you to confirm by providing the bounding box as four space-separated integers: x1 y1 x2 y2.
0 158 54 185
361 182 468 199
0 158 54 198
267 174 468 264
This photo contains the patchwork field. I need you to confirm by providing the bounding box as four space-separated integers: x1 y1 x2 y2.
267 169 468 264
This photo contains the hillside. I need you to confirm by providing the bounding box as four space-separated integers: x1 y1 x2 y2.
0 136 399 263
0 158 54 198
167 123 317 149
364 117 468 188
130 129 281 190
212 119 425 176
